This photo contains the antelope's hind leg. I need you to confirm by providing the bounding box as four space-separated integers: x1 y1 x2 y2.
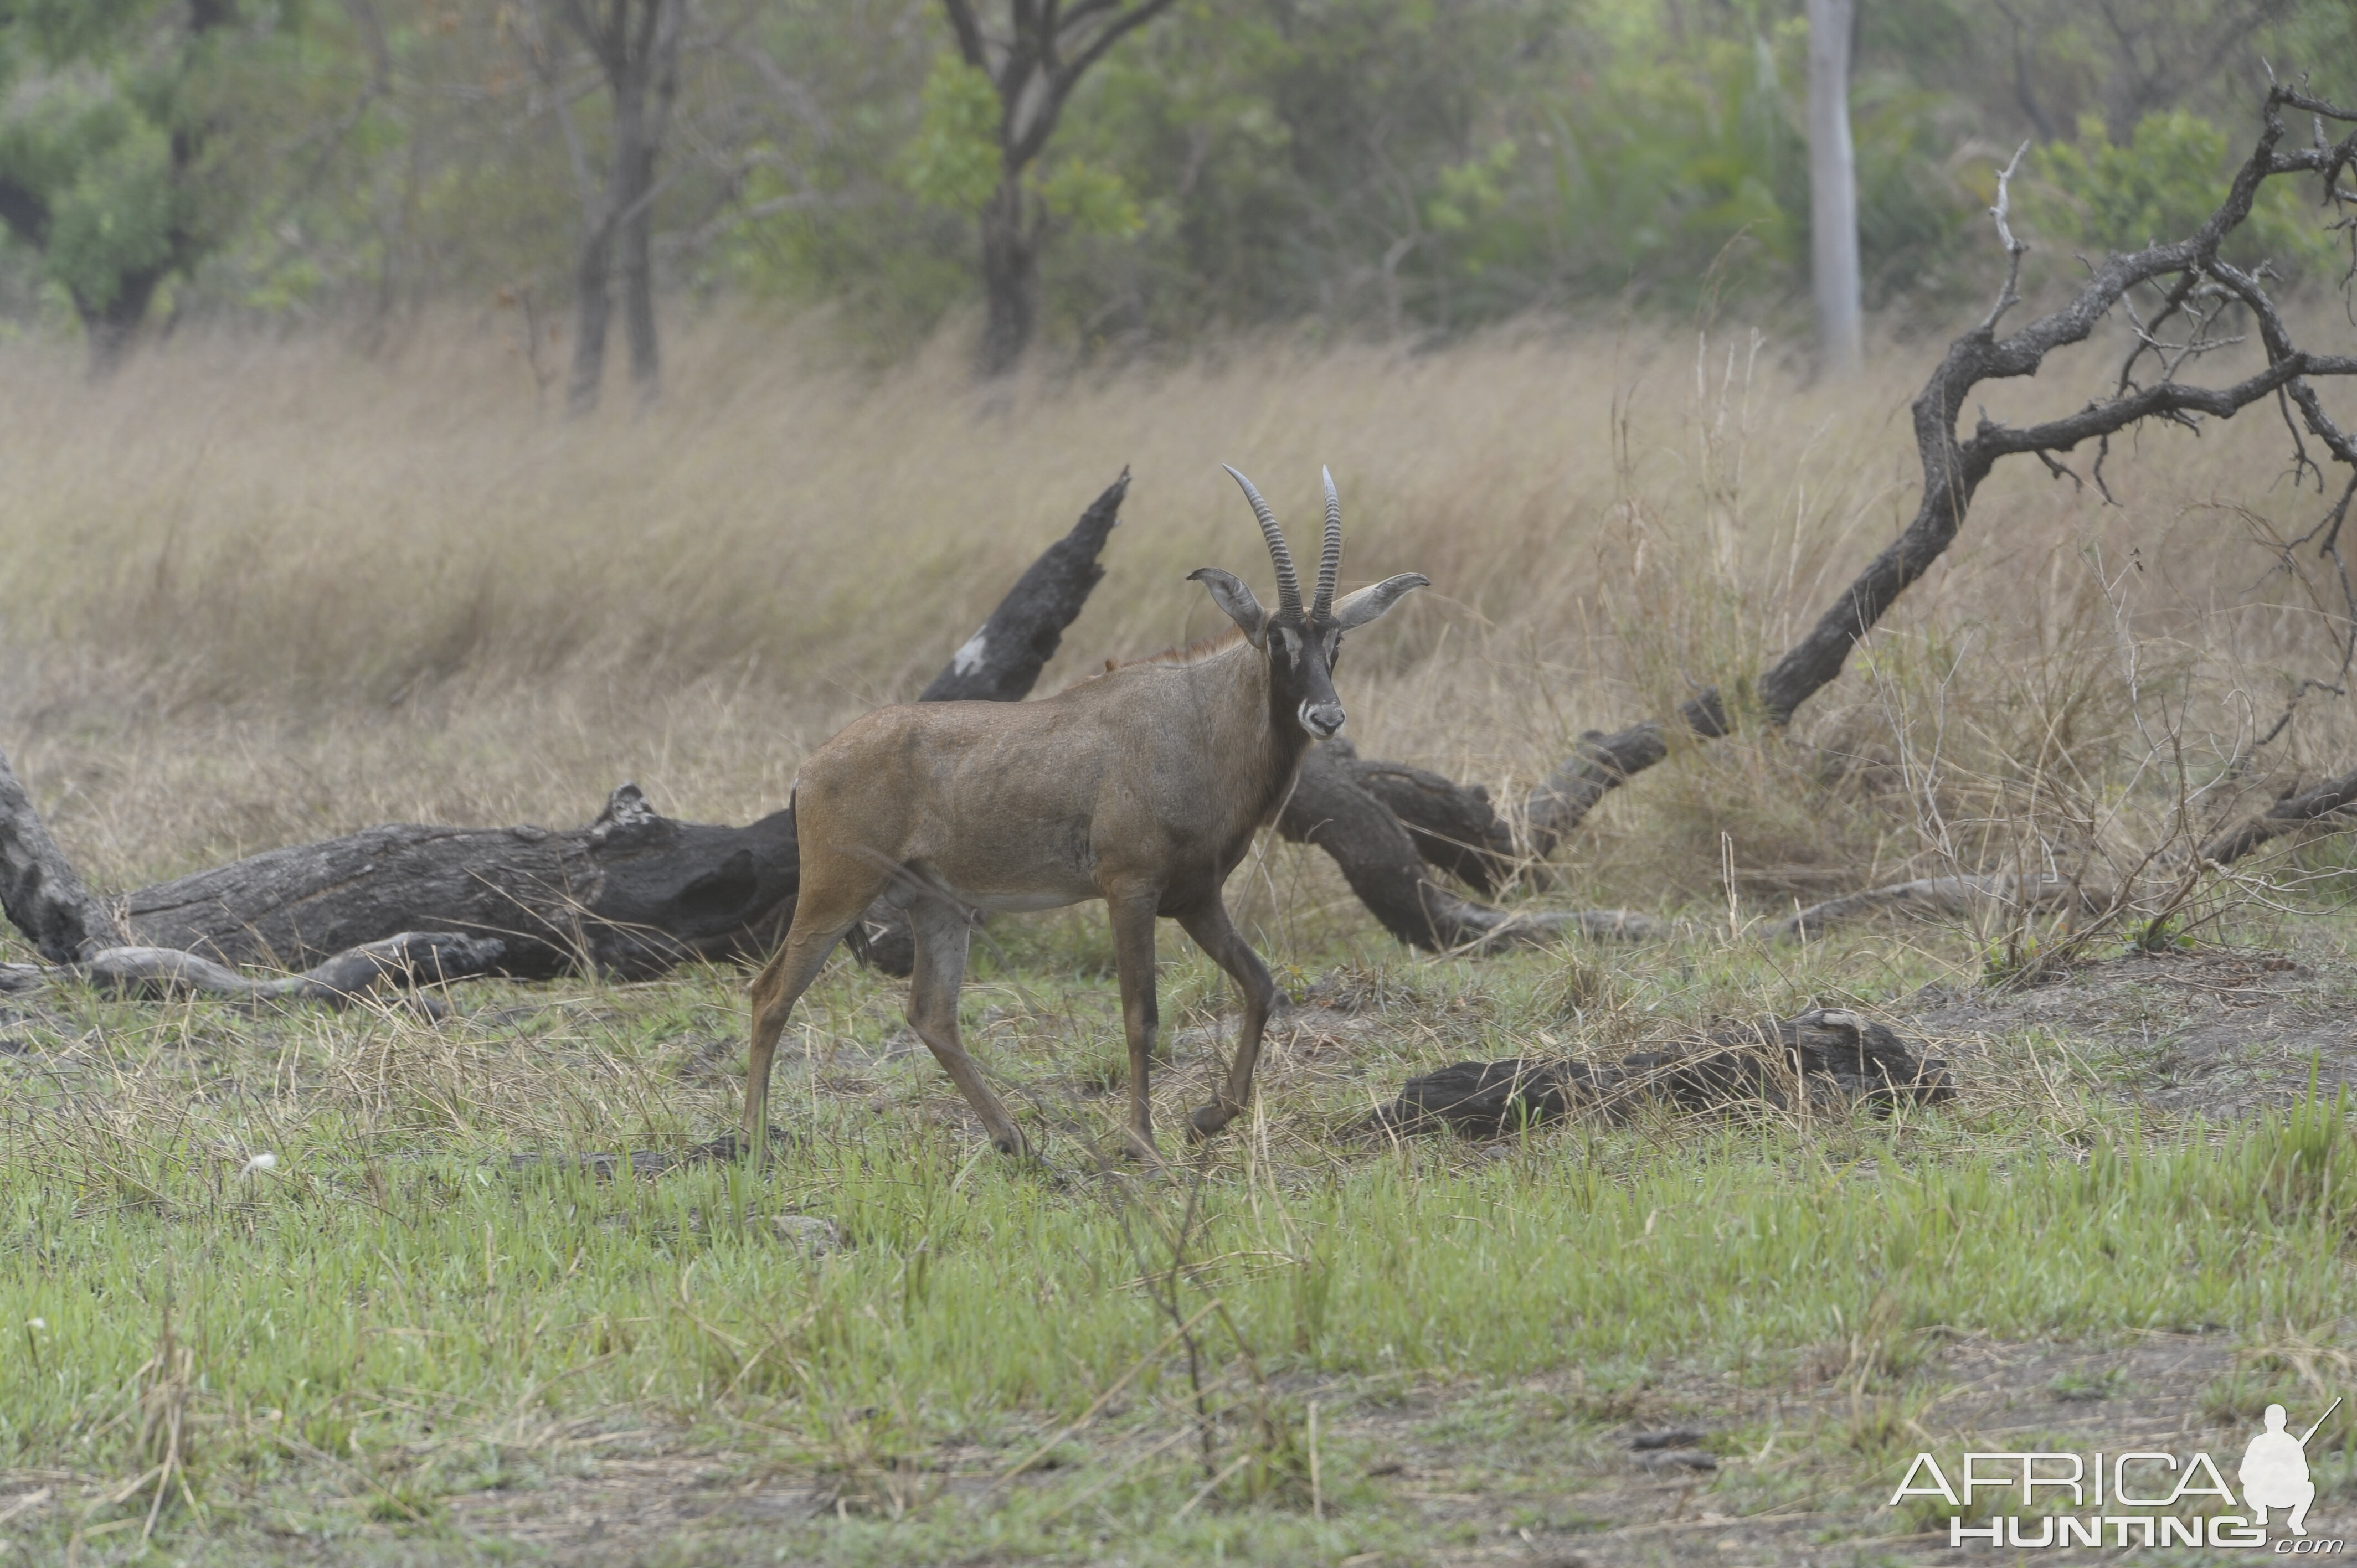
1105 885 1164 1163
908 895 1027 1156
1176 898 1279 1141
744 860 891 1152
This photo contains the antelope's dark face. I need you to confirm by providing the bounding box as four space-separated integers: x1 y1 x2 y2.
1190 466 1429 740
1264 609 1347 737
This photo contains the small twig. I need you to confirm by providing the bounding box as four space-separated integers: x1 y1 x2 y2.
1976 141 2032 336
1171 1449 1257 1521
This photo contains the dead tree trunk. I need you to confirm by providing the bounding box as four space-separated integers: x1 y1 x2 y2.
1529 87 2357 860
542 0 684 415
117 785 799 978
941 0 1178 376
2200 766 2357 866
1805 0 1862 374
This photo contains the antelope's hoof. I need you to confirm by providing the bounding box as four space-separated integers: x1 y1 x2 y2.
1186 1103 1233 1141
991 1132 1030 1159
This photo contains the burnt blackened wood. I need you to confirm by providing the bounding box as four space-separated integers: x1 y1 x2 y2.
1370 1009 1954 1137
1349 749 1517 896
920 469 1129 703
120 783 801 979
1281 739 1668 952
0 747 125 961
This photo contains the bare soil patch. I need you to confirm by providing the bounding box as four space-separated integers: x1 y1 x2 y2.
1906 944 2357 1118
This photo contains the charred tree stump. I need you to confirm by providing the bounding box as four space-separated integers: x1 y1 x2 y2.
0 747 126 961
1368 1009 1954 1137
921 469 1129 702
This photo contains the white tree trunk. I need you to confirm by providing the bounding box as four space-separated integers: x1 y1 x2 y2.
1806 0 1862 374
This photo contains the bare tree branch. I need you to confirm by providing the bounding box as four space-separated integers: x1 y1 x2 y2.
1527 84 2357 860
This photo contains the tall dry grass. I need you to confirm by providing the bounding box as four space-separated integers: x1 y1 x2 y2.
1 305 2351 915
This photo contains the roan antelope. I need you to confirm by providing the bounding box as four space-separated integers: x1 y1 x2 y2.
744 467 1427 1158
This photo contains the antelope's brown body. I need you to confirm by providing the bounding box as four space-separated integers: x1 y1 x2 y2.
742 467 1427 1158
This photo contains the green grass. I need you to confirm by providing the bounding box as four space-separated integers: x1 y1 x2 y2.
1 924 2353 1564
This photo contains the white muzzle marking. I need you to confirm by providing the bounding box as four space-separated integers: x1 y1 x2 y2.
1299 699 1344 739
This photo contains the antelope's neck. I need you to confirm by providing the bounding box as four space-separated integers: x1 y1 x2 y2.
1231 645 1314 831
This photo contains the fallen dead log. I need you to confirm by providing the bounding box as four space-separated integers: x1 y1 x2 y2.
1367 1009 1954 1137
1343 749 1517 896
119 783 799 978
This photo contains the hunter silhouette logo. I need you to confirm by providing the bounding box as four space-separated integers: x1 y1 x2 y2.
1887 1396 2346 1549
2243 1399 2339 1539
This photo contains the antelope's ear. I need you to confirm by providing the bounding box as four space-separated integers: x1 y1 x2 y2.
1331 572 1429 630
1189 567 1269 648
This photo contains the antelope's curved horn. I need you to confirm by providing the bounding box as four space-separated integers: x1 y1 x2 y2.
1222 465 1301 613
1313 466 1343 618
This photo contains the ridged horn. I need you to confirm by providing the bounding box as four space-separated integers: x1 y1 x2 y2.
1313 465 1343 618
1222 465 1300 613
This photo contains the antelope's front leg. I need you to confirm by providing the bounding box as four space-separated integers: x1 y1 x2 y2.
1176 898 1278 1141
1105 886 1162 1161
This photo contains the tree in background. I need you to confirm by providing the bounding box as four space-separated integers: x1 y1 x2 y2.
1805 0 1860 373
0 0 299 371
520 0 686 414
932 0 1178 375
2 0 2353 376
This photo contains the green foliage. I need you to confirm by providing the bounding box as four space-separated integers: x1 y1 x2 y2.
0 0 2353 357
1037 156 1144 237
900 53 999 214
2029 110 2338 271
1 89 177 315
0 0 323 336
1424 140 1516 235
